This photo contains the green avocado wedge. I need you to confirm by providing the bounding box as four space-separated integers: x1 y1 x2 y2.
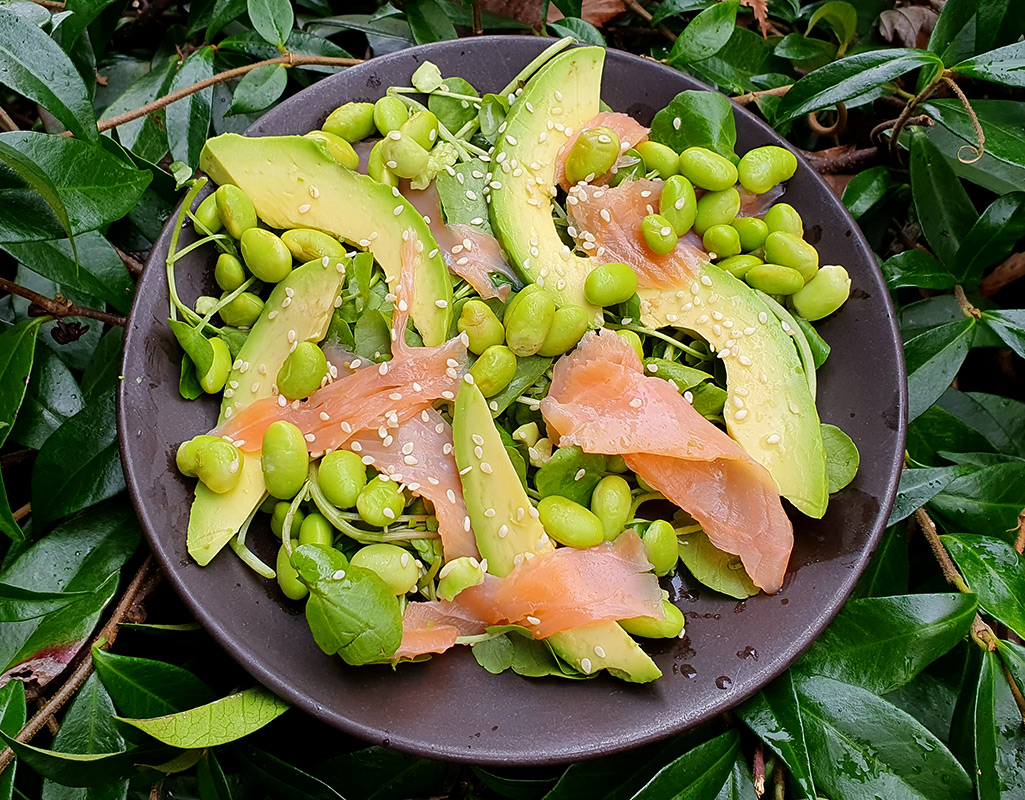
199 133 452 346
187 258 346 566
453 381 661 683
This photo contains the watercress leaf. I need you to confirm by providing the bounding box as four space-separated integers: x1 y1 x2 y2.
941 534 1025 639
631 729 739 800
165 47 215 168
117 687 288 748
228 63 287 116
677 529 758 599
247 0 292 46
488 355 551 417
790 316 830 369
929 461 1025 541
910 131 979 270
477 94 508 147
31 387 124 530
547 18 606 47
0 138 76 252
0 681 26 800
236 744 345 800
841 165 894 219
405 0 457 44
851 525 909 599
806 1 858 55
428 76 479 134
534 446 606 505
353 309 392 362
951 40 1025 89
954 192 1025 287
888 464 975 525
649 90 736 160
795 593 977 695
937 390 1025 458
880 250 956 291
904 317 976 422
436 158 493 233
775 49 943 124
981 309 1025 361
473 632 576 679
92 649 215 719
821 423 859 493
793 674 972 800
0 584 89 623
291 544 402 665
667 0 739 67
315 746 457 800
0 7 97 141
735 670 816 799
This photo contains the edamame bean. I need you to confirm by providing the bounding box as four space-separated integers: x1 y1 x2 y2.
641 214 678 255
470 345 517 397
606 454 629 473
744 263 805 295
198 337 231 394
281 229 347 263
537 496 604 549
351 543 419 595
790 265 851 320
693 188 740 236
702 224 741 259
590 475 632 541
738 145 797 194
241 228 292 284
659 175 697 235
323 102 376 142
642 520 678 575
763 203 803 237
319 450 367 508
381 131 430 180
176 434 222 477
218 292 264 328
276 341 327 400
270 501 305 540
195 439 242 494
367 141 398 188
610 148 645 186
585 262 638 307
373 96 409 136
620 599 685 638
261 420 309 500
565 126 621 185
616 329 644 361
763 231 818 282
214 184 257 240
214 253 246 292
356 475 406 526
504 285 555 357
679 147 738 192
537 305 589 357
401 110 439 151
732 216 768 252
437 556 486 601
512 422 540 447
717 254 763 279
299 513 334 547
457 299 505 355
276 544 309 600
635 141 679 179
194 193 222 234
304 131 359 170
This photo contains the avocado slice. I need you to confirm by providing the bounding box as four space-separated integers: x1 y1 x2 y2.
489 47 604 323
187 258 346 565
454 381 661 683
199 134 452 346
638 265 829 518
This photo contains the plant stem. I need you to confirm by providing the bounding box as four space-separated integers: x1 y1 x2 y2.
915 508 970 593
0 107 19 132
0 276 126 327
953 285 981 319
733 85 792 106
621 0 678 42
753 741 766 797
114 245 145 276
11 503 29 522
1015 508 1025 555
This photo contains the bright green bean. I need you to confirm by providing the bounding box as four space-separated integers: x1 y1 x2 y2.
276 544 309 600
537 305 589 357
590 475 632 541
214 253 246 292
218 292 264 329
659 175 697 236
304 130 359 170
194 439 242 494
281 229 348 263
401 110 440 151
732 216 769 252
351 543 419 595
584 262 638 307
470 344 517 397
620 599 685 638
175 434 222 477
610 148 644 186
373 96 409 135
276 341 327 400
318 450 367 509
537 495 604 549
616 329 644 361
240 228 292 284
504 285 555 357
702 224 742 259
299 513 335 547
763 231 818 282
693 188 740 236
738 145 797 194
356 475 406 526
635 141 679 179
679 147 738 191
457 299 505 355
261 420 309 500
744 263 806 295
270 501 305 540
214 184 257 240
790 264 851 320
323 102 376 142
642 520 678 575
195 193 222 234
565 126 621 185
641 213 678 255
381 131 430 180
437 556 486 600
717 254 763 279
367 140 398 188
763 203 804 237
198 337 231 394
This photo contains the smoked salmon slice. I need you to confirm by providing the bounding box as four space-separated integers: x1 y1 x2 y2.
541 329 793 593
555 111 649 190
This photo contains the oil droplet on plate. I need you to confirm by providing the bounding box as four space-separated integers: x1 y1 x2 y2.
737 646 759 661
715 675 733 690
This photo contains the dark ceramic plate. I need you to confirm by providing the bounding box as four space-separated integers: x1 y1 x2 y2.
119 36 907 766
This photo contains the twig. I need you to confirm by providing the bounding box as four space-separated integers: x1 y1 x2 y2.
96 54 362 134
149 780 164 800
30 0 64 9
806 103 847 138
916 508 970 593
472 0 483 35
979 252 1025 298
733 85 792 106
889 77 943 157
773 760 786 800
1014 509 1025 555
941 76 984 164
11 504 29 523
114 245 146 276
0 107 19 133
36 699 58 736
753 741 766 797
622 0 678 42
1001 659 1025 726
800 145 880 175
0 277 126 327
0 557 158 777
953 285 982 320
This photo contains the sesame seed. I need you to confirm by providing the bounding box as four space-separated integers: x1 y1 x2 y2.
459 465 473 475
480 462 493 474
701 275 714 286
735 409 749 420
404 455 418 465
400 553 410 568
310 186 320 198
574 468 586 481
629 398 643 408
319 411 330 421
435 299 448 308
684 390 694 403
277 395 287 407
527 615 541 625
379 363 389 375
484 508 496 518
463 516 472 532
516 507 525 521
383 508 395 520
595 645 606 658
474 445 484 459
673 117 682 130
402 442 415 455
507 135 518 145
393 206 403 216
304 433 316 442
332 569 346 580
581 658 592 673
789 402 801 414
733 396 744 408
647 364 659 373
600 208 611 223
498 524 509 538
739 355 753 366
351 441 363 452
463 373 475 385
361 455 374 465
767 434 781 444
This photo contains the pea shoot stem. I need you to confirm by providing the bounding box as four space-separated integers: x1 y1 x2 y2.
607 321 708 360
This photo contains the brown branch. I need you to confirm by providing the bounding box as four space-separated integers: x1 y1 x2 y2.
114 245 145 276
31 0 65 9
916 508 971 593
97 54 363 134
941 76 984 163
979 252 1025 298
0 557 158 777
1001 659 1025 726
0 276 126 327
149 779 164 800
800 145 881 175
773 760 786 800
954 285 982 319
472 0 483 34
11 504 29 523
733 85 792 107
1015 509 1025 555
0 107 19 133
806 103 847 138
753 741 766 797
622 0 678 42
36 698 58 736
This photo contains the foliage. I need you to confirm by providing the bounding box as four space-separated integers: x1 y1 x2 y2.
0 0 1024 797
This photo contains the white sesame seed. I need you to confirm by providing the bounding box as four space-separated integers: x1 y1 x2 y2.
581 658 592 673
735 409 749 420
574 468 586 481
304 433 316 442
404 455 418 466
383 508 395 520
463 516 471 532
459 465 473 475
351 441 363 452
332 569 346 580
498 524 509 538
739 355 753 366
393 206 403 216
629 398 643 408
484 508 496 518
361 455 374 465
527 615 541 625
767 434 781 444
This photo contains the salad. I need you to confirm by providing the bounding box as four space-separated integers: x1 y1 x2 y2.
166 38 859 683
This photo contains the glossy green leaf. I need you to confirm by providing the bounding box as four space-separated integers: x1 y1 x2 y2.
547 18 606 47
952 41 1025 88
92 649 215 719
314 746 456 800
796 593 978 695
31 388 123 531
906 404 995 466
910 131 978 269
238 744 345 800
821 423 859 493
791 315 830 369
775 49 942 124
774 33 836 64
955 192 1025 287
852 525 909 599
930 461 1025 541
165 48 215 168
0 681 26 800
40 673 127 798
406 0 458 44
937 390 1025 458
9 346 81 450
117 687 288 748
0 730 144 788
806 1 857 55
228 63 287 115
712 752 757 800
206 0 248 40
667 0 739 66
247 0 293 46
929 0 1021 65
0 138 76 252
881 250 956 291
649 0 715 26
884 666 963 741
101 56 177 163
59 0 121 51
889 465 975 525
0 317 43 450
534 446 606 505
735 670 817 799
942 534 1025 639
794 674 972 800
904 317 976 422
435 158 492 233
81 327 125 401
472 765 558 800
842 165 894 219
649 90 736 160
196 750 233 800
488 355 552 417
677 530 758 599
0 7 97 140
631 729 739 799
0 584 89 622
981 309 1025 361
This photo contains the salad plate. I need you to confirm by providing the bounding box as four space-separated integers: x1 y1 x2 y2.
118 36 907 766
